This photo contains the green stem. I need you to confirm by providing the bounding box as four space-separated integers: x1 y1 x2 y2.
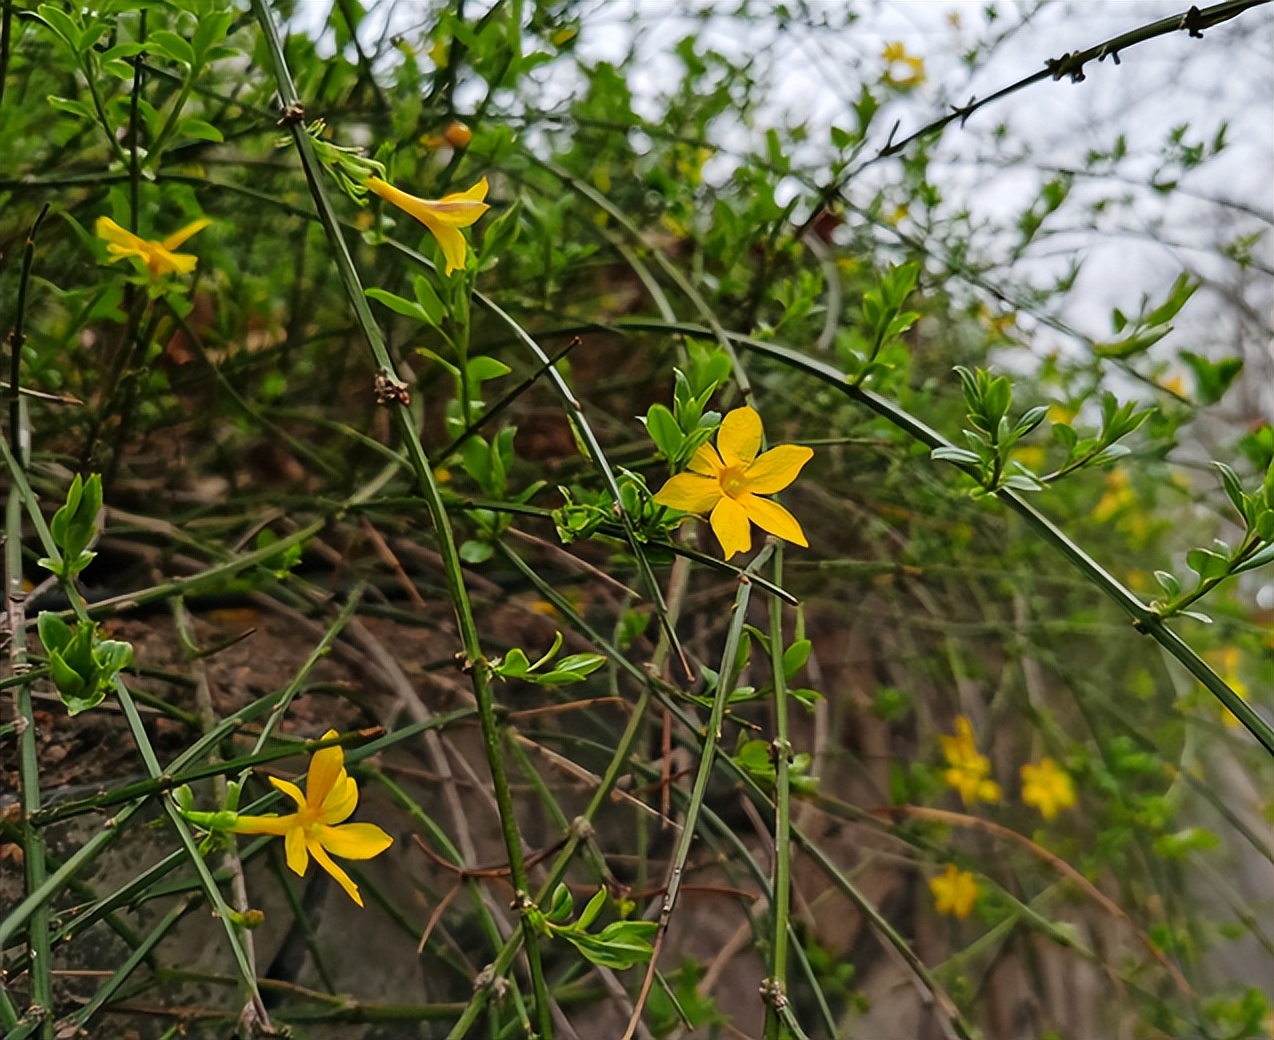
6 203 53 1040
763 548 796 1040
248 4 550 1033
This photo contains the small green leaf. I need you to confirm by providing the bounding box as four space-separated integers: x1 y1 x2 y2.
496 647 531 679
37 612 74 655
178 118 224 143
467 355 511 384
366 287 432 324
149 29 195 67
577 887 608 930
459 539 493 564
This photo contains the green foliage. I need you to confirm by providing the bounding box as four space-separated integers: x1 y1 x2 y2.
1 2 1268 1037
36 611 133 715
39 473 103 579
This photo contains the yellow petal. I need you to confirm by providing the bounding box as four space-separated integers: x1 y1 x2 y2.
743 444 813 494
428 177 490 225
95 216 142 250
320 774 358 825
162 217 212 250
688 443 724 477
284 825 309 877
316 822 393 860
709 495 752 560
231 812 298 837
305 730 345 807
155 249 197 276
716 407 763 468
268 776 308 813
653 472 722 514
310 841 364 906
737 493 808 548
366 176 489 228
419 215 469 275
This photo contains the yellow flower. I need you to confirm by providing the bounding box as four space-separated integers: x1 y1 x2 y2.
1091 468 1133 522
1207 646 1250 728
882 42 926 88
1020 757 1076 820
95 215 211 279
929 864 979 919
232 730 393 907
653 406 813 560
940 716 1001 806
365 175 490 275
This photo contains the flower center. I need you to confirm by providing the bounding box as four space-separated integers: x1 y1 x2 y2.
719 465 749 499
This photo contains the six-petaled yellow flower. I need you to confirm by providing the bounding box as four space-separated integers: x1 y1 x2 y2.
882 42 926 88
1020 757 1076 820
232 730 393 907
95 216 211 279
930 864 979 919
365 175 490 275
653 406 813 560
940 715 1001 806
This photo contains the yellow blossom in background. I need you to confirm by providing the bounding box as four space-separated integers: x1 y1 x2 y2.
95 216 211 279
365 176 490 275
882 41 926 88
232 730 393 907
1020 757 1076 820
653 406 813 560
1091 468 1133 522
940 715 1001 806
930 864 979 918
1207 646 1250 728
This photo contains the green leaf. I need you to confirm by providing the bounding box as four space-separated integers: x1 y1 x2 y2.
412 275 447 326
178 118 224 143
366 287 432 325
459 539 493 564
37 612 74 655
46 95 97 122
644 403 682 461
467 355 510 384
577 887 607 930
35 5 83 50
546 884 574 923
48 649 88 700
559 920 657 970
781 638 811 679
496 647 531 679
1186 548 1228 581
149 29 195 67
931 446 981 466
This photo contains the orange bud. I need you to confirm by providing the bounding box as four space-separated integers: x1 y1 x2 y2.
444 121 473 148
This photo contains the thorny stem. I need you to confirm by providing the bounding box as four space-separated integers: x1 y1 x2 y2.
762 547 799 1040
5 205 52 1039
248 3 552 1035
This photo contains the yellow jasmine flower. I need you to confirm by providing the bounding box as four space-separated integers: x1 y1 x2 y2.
882 42 926 88
1091 468 1133 522
232 730 393 907
365 175 490 275
1207 647 1250 728
95 215 211 279
653 406 813 560
940 716 1001 806
930 864 979 919
1020 757 1076 820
